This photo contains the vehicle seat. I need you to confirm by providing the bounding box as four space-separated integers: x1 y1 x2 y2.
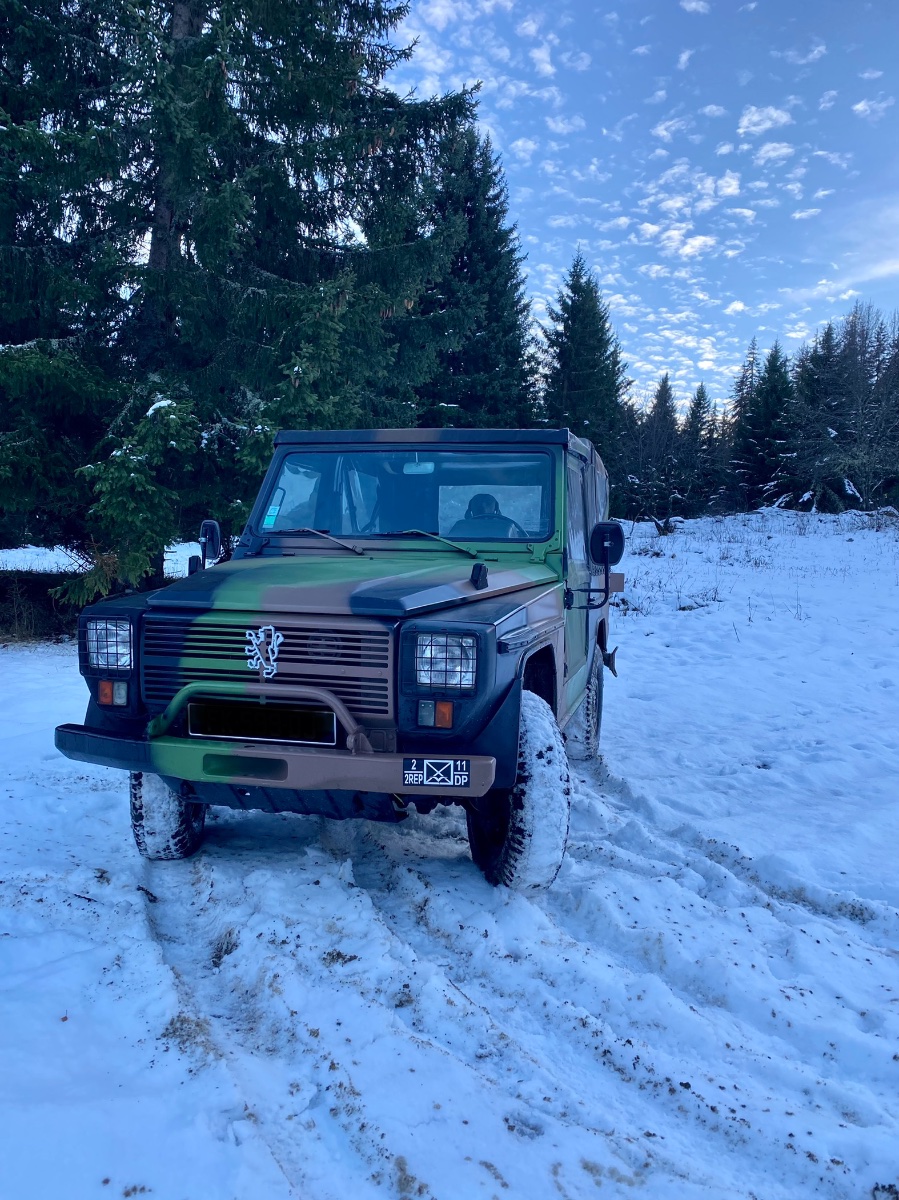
448 493 519 540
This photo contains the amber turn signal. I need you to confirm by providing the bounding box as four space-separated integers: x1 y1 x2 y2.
434 700 453 729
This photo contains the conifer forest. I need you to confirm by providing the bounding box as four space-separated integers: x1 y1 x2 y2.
1 0 898 599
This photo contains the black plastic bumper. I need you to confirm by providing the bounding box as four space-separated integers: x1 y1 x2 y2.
55 723 154 771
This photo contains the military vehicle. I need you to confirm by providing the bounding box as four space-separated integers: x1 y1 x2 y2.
56 429 624 890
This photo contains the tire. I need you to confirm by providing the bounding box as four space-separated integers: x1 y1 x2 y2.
466 690 571 891
129 772 206 861
566 651 603 762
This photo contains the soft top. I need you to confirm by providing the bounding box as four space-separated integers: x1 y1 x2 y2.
274 428 574 447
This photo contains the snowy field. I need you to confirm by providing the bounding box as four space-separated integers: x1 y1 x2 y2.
1 511 898 1200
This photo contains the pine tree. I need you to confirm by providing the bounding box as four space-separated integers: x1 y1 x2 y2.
642 373 681 516
414 130 536 428
779 324 848 510
0 0 133 548
680 382 712 515
838 303 899 509
1 0 474 591
732 341 792 508
542 252 627 481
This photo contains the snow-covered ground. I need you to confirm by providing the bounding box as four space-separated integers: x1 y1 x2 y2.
1 511 898 1200
0 542 201 576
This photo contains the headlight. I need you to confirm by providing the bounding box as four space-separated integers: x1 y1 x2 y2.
86 619 132 670
415 634 476 690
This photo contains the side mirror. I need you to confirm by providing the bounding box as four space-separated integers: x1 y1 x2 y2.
589 521 625 567
199 519 222 568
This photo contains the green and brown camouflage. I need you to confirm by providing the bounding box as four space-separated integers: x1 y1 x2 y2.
56 428 623 825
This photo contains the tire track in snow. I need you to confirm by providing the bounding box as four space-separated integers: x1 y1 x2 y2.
137 812 654 1200
346 770 897 1200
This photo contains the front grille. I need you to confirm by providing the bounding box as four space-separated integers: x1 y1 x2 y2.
141 615 393 718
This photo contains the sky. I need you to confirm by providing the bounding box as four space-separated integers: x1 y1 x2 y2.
391 0 899 407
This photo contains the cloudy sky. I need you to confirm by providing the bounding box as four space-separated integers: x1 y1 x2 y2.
392 0 899 406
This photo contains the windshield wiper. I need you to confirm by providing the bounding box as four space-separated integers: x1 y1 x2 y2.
376 529 479 559
275 527 364 556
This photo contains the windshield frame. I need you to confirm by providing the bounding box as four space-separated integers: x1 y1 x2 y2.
250 445 559 549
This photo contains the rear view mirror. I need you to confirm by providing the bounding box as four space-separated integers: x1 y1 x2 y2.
199 519 222 567
589 521 625 567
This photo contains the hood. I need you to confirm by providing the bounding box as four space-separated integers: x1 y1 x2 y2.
147 552 559 618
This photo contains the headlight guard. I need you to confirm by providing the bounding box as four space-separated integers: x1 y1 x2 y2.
415 633 477 690
85 618 133 671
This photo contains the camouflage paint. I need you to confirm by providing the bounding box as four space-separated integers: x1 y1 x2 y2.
56 429 619 814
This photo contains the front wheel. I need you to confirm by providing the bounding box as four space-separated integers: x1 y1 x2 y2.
129 772 206 860
466 690 571 891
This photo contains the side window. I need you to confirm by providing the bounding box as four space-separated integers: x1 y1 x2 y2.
566 461 588 566
595 466 609 521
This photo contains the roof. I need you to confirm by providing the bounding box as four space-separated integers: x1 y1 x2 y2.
274 428 578 447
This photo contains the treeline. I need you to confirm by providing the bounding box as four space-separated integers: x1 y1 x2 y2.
596 301 899 522
1 2 897 602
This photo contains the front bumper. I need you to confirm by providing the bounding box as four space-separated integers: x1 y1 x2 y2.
54 723 496 798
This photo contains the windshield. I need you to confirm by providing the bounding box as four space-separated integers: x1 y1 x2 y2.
259 449 554 543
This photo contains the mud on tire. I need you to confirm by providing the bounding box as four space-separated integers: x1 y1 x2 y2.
129 772 206 861
466 690 571 891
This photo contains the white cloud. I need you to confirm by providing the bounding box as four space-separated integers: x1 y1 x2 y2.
598 216 632 231
813 188 834 200
418 0 461 31
716 142 735 156
677 49 695 70
728 208 756 222
515 15 541 37
813 150 851 169
638 263 670 278
545 114 586 134
859 69 883 81
680 0 710 11
775 41 826 66
791 208 821 220
754 142 796 166
632 44 652 55
680 235 718 258
547 215 579 228
636 222 662 239
651 117 690 142
561 51 591 70
509 137 539 162
818 90 838 111
717 170 741 197
530 43 555 76
737 105 794 137
852 97 895 121
645 88 667 104
700 105 727 118
724 300 747 314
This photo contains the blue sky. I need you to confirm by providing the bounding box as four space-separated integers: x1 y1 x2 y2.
391 0 899 407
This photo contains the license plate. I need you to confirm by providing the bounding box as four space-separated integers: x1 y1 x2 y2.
402 758 471 788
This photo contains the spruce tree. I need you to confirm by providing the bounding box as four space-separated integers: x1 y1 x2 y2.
732 341 792 508
1 0 473 592
680 382 712 515
414 130 536 429
838 303 899 509
542 252 627 486
642 373 681 517
779 324 848 510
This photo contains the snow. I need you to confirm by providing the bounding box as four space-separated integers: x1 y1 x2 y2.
0 542 201 576
1 512 898 1199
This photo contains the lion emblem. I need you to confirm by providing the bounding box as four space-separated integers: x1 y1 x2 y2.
245 625 284 678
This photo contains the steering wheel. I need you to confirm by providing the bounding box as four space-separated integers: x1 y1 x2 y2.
470 513 530 539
